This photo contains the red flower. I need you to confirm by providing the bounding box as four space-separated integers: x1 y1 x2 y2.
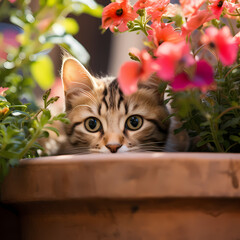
118 49 154 95
208 0 226 19
171 60 214 92
182 9 214 37
202 26 238 66
148 22 183 47
155 41 195 81
134 0 170 21
180 0 206 17
102 0 137 32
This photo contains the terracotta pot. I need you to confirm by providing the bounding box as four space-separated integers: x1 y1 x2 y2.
1 152 240 240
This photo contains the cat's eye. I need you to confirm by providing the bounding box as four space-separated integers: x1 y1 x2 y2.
125 115 143 131
84 117 102 133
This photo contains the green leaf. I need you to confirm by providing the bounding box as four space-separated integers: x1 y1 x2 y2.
60 18 79 35
197 139 213 147
45 34 90 65
11 110 30 117
71 0 103 17
30 55 55 90
40 109 51 126
230 135 240 143
44 126 59 136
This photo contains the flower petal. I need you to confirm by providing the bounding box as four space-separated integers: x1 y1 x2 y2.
118 61 141 95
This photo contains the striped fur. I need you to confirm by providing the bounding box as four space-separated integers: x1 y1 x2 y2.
49 56 188 155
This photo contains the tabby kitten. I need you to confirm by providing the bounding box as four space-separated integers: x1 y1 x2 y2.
46 56 188 155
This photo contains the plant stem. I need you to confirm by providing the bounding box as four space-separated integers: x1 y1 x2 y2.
216 106 240 121
18 128 41 160
210 119 224 152
225 64 240 79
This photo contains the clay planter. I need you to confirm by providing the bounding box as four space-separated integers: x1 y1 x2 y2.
1 152 240 240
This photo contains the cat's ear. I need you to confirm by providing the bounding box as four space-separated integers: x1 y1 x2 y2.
61 56 97 92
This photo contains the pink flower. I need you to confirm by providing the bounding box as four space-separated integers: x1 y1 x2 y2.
233 31 240 45
134 0 170 22
0 87 9 95
202 26 238 66
118 49 154 95
225 1 240 16
0 30 20 61
180 0 206 17
155 41 195 81
148 22 183 48
182 9 214 37
208 0 226 19
102 0 137 32
171 60 214 92
164 3 179 17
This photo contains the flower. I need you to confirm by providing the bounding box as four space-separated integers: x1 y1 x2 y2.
147 22 183 47
171 60 214 92
134 0 170 21
102 0 137 32
180 0 206 17
208 0 226 19
0 87 9 95
201 26 238 66
181 9 214 36
155 41 195 81
118 49 154 95
234 31 240 45
224 1 240 17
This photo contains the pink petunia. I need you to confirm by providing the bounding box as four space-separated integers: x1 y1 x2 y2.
102 0 137 32
171 60 214 92
201 26 238 66
180 0 206 17
208 0 226 19
148 22 183 48
134 0 170 22
118 49 154 95
155 41 195 81
182 9 214 37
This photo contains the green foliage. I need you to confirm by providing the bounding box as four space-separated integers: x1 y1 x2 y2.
169 64 240 152
0 0 102 181
0 0 102 97
0 89 70 182
30 55 55 90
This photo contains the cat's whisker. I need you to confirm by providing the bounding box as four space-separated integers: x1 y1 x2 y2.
137 141 166 147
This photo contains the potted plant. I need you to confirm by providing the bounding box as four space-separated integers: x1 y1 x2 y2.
1 0 240 239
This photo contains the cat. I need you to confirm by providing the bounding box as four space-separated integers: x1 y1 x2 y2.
44 55 189 155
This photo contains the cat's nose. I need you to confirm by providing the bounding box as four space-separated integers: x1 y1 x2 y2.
106 144 122 153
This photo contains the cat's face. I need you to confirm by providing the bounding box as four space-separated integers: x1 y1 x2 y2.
61 57 170 154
